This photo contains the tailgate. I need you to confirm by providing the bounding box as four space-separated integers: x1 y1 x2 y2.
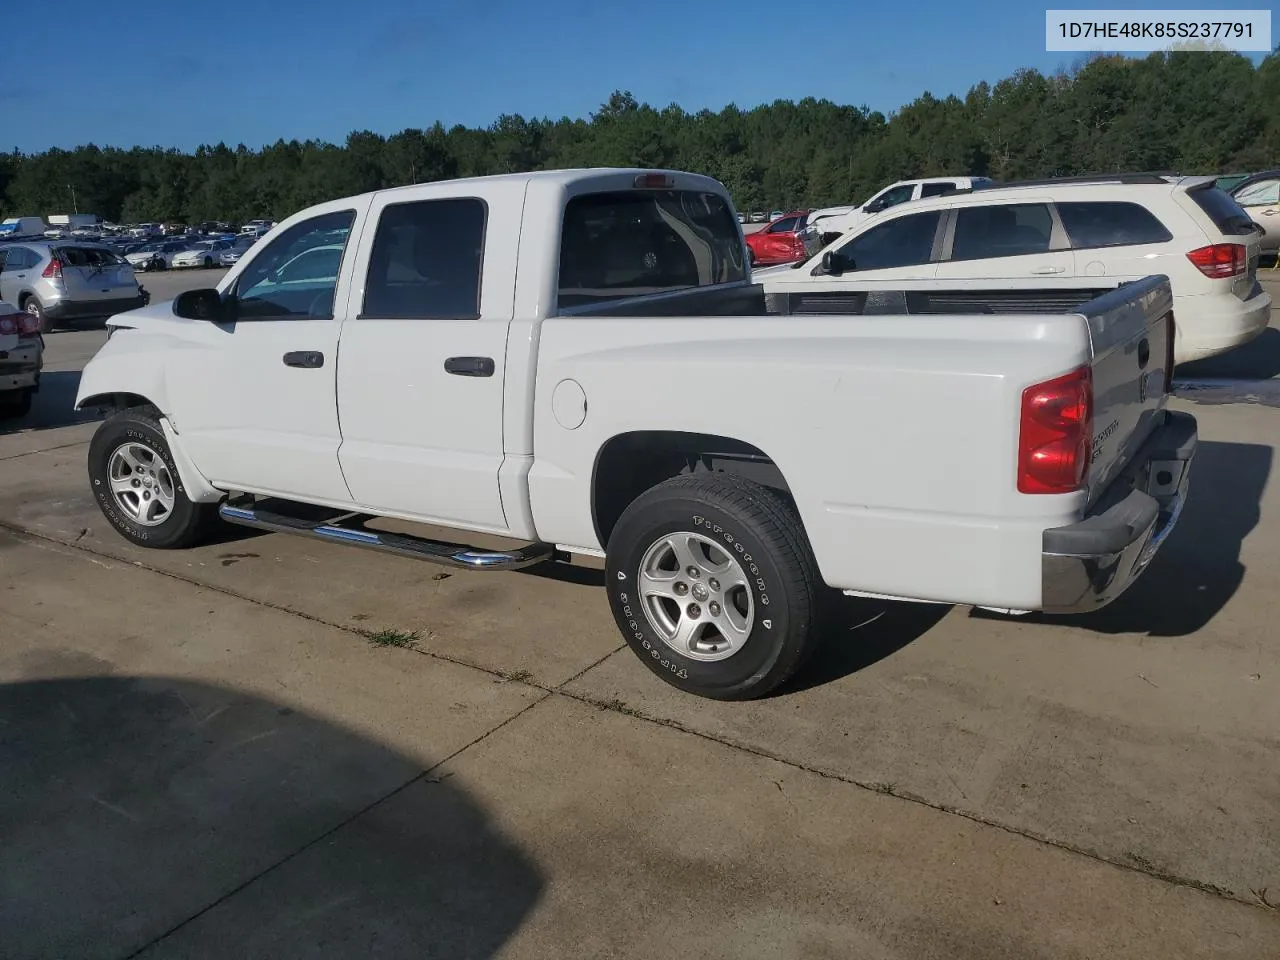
57 246 138 300
1078 276 1173 509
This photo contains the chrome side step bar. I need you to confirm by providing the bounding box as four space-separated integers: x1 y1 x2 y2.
217 498 554 571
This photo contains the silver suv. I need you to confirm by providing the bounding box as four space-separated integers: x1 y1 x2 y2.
0 242 147 333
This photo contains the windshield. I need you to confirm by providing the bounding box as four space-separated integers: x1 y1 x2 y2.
557 189 746 308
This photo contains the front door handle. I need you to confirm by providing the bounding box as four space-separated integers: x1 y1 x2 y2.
1031 266 1066 275
444 356 495 377
283 350 324 369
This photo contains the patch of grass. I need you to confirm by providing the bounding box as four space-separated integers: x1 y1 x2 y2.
365 628 420 649
599 697 642 718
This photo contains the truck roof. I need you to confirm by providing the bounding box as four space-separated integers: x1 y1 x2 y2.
367 167 724 200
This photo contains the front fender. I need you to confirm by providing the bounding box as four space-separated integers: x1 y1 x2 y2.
74 329 171 414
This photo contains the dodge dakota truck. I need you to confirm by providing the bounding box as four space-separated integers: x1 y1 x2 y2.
75 168 1197 700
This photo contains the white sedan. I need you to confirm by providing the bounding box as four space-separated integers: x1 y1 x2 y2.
171 239 235 269
125 240 194 272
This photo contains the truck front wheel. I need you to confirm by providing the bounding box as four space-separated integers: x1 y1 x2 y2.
87 407 217 549
605 474 822 700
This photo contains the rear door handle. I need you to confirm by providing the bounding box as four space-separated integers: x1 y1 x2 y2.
1031 266 1066 275
283 350 324 369
444 356 495 377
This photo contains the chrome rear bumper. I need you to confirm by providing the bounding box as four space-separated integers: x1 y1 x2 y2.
1041 410 1197 614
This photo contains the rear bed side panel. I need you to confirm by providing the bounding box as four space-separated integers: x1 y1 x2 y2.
530 313 1093 610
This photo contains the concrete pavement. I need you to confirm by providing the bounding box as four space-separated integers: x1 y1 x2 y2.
1 275 1278 957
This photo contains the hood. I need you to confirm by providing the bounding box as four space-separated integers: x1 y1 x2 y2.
104 299 192 332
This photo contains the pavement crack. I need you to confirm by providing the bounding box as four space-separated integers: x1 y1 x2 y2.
0 439 92 461
552 688 1265 913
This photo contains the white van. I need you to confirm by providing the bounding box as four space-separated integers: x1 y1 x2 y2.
0 217 48 239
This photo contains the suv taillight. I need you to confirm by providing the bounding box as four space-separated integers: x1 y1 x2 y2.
0 311 40 336
1186 243 1245 279
42 256 63 279
1017 366 1093 495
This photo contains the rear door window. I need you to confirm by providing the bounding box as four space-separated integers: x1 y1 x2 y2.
835 211 942 270
1057 202 1173 249
558 190 745 307
951 203 1053 260
767 216 800 233
362 197 487 319
1188 185 1255 236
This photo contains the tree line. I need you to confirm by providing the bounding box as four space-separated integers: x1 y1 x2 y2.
2 49 1277 225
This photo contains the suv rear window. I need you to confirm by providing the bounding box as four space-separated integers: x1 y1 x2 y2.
57 246 122 267
1057 202 1173 248
558 190 745 307
1188 185 1255 236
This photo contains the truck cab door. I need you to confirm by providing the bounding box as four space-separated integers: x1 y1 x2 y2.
164 201 367 503
334 180 524 534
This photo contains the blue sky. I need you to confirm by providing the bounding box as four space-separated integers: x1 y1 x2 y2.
4 0 1271 153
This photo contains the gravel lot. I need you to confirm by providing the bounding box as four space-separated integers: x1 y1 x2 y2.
1 271 1278 957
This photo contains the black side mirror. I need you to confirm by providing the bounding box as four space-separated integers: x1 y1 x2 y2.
173 288 227 322
820 251 852 276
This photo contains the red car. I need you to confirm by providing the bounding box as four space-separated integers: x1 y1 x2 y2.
745 210 812 266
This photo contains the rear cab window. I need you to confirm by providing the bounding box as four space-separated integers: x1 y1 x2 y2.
1057 202 1173 249
919 182 959 199
557 190 746 308
1187 185 1255 236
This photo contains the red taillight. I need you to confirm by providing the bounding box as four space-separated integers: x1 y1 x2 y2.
1017 366 1093 495
42 256 63 279
0 313 18 336
1185 243 1245 279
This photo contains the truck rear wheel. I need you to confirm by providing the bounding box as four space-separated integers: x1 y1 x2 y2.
87 406 217 549
605 474 822 700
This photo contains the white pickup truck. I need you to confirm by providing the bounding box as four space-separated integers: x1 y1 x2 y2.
76 168 1197 700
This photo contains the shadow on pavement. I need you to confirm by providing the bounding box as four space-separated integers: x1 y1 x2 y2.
0 675 541 960
0 369 99 436
785 595 952 693
974 440 1272 637
1177 328 1280 381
